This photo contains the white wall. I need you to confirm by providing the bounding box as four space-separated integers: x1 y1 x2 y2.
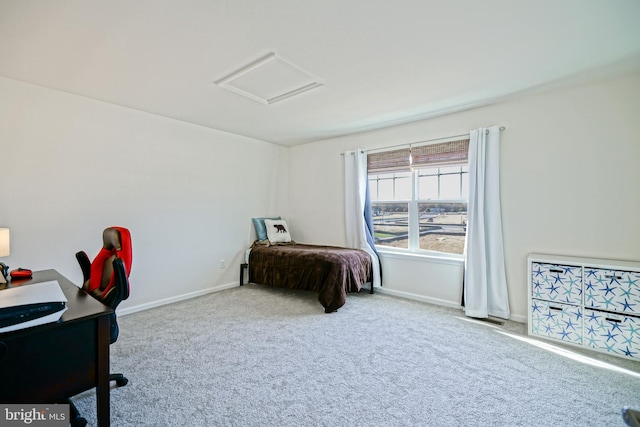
0 76 288 313
2 72 639 322
287 71 640 322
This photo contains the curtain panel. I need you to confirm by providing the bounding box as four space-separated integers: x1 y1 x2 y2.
463 126 510 319
344 149 382 288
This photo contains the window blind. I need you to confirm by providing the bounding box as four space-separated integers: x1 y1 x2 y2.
367 148 411 173
367 138 469 173
411 138 469 167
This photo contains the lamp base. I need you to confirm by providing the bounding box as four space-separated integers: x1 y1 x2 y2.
0 262 7 283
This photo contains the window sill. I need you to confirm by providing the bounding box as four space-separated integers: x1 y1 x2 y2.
376 249 464 266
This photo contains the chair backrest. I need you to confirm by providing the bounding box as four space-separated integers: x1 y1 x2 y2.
77 227 132 344
83 226 132 308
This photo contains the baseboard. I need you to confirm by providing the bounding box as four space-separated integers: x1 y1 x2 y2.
508 313 527 323
116 281 528 324
117 281 239 316
375 287 527 324
375 287 463 310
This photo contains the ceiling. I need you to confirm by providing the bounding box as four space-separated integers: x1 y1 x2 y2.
1 0 639 146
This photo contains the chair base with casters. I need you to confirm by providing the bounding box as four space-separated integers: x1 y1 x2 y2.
68 227 132 427
624 407 640 427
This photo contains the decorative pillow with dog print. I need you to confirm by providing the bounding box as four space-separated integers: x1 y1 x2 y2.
264 219 292 244
252 216 281 241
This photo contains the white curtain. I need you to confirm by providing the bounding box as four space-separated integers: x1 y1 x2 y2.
344 149 381 288
463 126 510 319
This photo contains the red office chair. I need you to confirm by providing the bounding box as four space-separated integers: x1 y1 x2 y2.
70 226 132 427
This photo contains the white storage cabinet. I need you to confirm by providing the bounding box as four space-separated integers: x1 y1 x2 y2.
528 253 640 360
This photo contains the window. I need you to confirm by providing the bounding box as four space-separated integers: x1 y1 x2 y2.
368 138 469 256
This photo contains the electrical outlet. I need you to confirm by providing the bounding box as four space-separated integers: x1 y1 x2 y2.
220 259 226 269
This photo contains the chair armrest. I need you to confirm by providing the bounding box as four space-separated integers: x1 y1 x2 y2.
102 257 130 309
75 251 91 285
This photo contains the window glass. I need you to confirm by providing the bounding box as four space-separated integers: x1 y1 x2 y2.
377 178 393 200
394 174 412 200
372 202 409 249
370 172 411 201
438 166 460 174
439 173 461 199
418 202 467 254
461 173 469 199
418 175 438 199
368 150 468 256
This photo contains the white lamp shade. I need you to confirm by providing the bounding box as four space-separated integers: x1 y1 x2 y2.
0 228 10 257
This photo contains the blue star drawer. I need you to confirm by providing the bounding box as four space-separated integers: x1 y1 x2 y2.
528 254 640 361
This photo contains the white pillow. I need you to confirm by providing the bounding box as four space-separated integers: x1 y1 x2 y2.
264 219 292 243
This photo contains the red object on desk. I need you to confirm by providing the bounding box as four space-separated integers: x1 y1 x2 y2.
10 268 32 279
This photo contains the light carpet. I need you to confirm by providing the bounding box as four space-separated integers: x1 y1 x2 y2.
73 284 640 426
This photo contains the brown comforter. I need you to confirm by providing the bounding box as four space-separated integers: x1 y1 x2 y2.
248 243 372 313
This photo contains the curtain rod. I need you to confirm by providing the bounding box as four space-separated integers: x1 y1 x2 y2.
340 126 505 156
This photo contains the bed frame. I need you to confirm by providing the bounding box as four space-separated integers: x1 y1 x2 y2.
239 243 373 313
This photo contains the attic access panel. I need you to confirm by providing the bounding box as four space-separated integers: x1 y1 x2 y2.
214 52 323 105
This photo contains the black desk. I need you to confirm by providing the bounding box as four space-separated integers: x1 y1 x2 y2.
0 269 113 426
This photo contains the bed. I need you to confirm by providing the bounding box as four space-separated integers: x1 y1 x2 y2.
244 218 373 313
